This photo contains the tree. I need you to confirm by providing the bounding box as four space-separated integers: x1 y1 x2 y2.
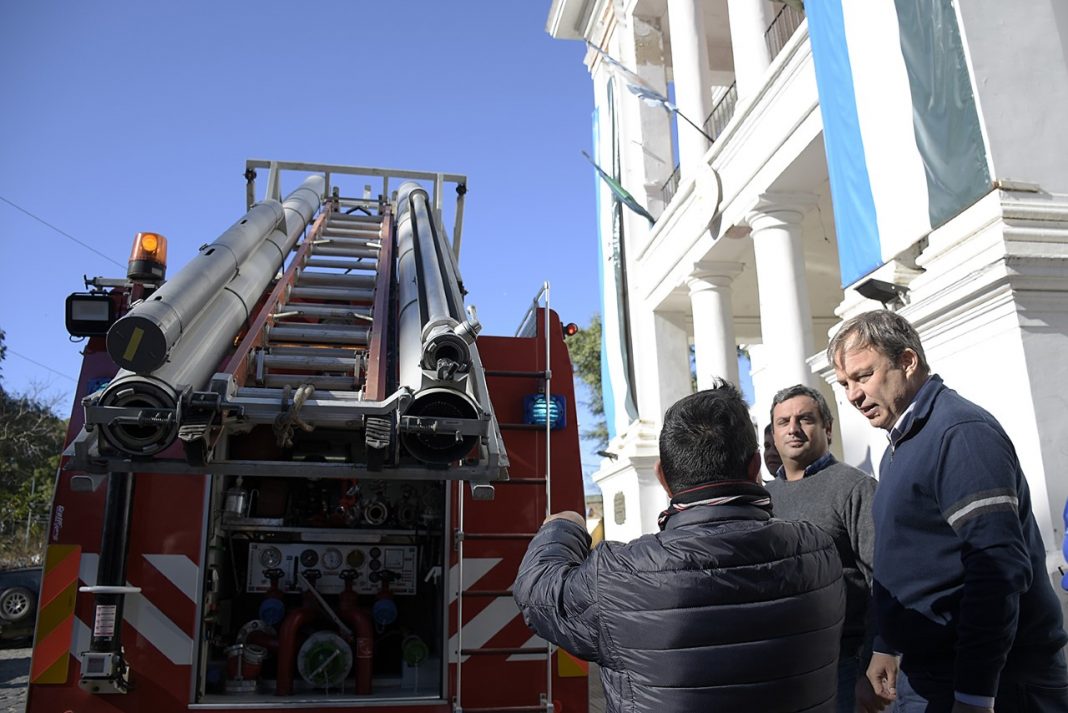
566 315 609 448
0 327 66 564
0 389 65 492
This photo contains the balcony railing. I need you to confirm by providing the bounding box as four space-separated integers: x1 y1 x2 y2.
703 81 738 144
764 2 806 61
660 164 681 209
660 81 738 208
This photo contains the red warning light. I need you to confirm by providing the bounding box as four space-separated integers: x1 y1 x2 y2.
563 323 579 337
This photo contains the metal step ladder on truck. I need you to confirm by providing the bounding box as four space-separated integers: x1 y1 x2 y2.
28 160 589 713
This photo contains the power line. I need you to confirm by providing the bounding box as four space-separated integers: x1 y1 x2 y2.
0 194 125 269
6 349 78 383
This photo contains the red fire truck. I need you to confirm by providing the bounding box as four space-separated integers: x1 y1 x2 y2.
27 160 588 713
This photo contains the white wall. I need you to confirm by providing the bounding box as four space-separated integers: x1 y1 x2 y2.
958 0 1068 193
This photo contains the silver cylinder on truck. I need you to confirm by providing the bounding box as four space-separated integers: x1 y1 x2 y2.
106 200 287 374
94 176 324 456
394 181 481 464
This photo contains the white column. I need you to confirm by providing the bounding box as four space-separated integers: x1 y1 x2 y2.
726 0 775 99
653 310 693 415
667 0 712 176
749 196 815 391
617 16 674 217
687 261 743 388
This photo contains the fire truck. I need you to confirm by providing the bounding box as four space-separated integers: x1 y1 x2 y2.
28 160 589 713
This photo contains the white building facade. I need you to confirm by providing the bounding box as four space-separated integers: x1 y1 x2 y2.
546 0 1068 604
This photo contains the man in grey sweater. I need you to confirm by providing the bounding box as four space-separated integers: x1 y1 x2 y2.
765 384 884 713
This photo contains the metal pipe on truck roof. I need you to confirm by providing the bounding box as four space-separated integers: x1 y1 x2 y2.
106 200 287 374
394 181 482 464
92 175 324 456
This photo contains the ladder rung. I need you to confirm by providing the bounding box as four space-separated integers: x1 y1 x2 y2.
328 213 381 224
261 354 356 370
485 370 550 379
263 345 358 357
460 533 536 541
460 647 548 656
296 272 376 289
289 286 374 302
323 226 381 239
269 324 370 345
276 303 372 320
454 707 548 713
462 590 513 597
304 258 378 271
312 246 379 259
236 386 367 400
263 375 356 390
318 235 380 249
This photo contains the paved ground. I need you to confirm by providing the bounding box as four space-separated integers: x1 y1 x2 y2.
0 646 603 713
0 645 30 713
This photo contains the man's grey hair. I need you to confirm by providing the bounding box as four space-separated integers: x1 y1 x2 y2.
770 384 834 429
826 309 930 373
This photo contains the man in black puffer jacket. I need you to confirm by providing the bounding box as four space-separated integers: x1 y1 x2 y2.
514 380 845 713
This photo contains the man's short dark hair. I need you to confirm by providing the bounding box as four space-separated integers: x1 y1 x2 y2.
827 309 929 373
770 384 834 429
659 380 757 492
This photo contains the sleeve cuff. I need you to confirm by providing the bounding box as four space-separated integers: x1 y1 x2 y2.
955 691 996 708
872 636 900 656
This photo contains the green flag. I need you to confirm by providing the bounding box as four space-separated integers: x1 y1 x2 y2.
581 151 656 225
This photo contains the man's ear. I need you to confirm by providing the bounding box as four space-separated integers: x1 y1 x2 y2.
654 460 672 497
747 451 762 484
898 348 921 378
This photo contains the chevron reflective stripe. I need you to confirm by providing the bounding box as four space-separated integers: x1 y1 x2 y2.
507 633 549 662
30 544 81 684
142 554 199 601
449 596 523 663
76 553 197 665
507 634 587 677
449 557 512 663
449 557 500 604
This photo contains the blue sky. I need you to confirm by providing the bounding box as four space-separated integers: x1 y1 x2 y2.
0 2 609 490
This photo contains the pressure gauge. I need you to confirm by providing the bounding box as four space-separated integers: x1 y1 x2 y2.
321 548 343 570
259 546 283 568
299 548 319 567
346 549 365 568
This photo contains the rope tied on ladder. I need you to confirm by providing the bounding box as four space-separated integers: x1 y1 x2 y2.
273 384 315 448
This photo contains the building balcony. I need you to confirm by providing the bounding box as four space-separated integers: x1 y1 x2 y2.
636 17 825 315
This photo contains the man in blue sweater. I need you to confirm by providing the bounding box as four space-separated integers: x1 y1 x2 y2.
829 310 1068 713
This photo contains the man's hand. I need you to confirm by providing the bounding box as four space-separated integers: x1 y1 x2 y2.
855 673 892 712
950 703 993 713
866 652 900 702
543 511 586 528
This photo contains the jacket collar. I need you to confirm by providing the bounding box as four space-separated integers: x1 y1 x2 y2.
774 452 837 480
662 501 773 530
889 374 943 448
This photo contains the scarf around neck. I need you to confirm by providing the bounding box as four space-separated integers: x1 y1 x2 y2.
657 479 773 530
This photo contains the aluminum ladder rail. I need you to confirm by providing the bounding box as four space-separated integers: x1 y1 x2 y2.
453 284 556 713
217 193 395 447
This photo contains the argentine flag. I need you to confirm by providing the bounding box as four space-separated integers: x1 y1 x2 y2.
807 0 993 287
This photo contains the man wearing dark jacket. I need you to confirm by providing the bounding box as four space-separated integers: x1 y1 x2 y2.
829 310 1068 713
513 381 846 713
